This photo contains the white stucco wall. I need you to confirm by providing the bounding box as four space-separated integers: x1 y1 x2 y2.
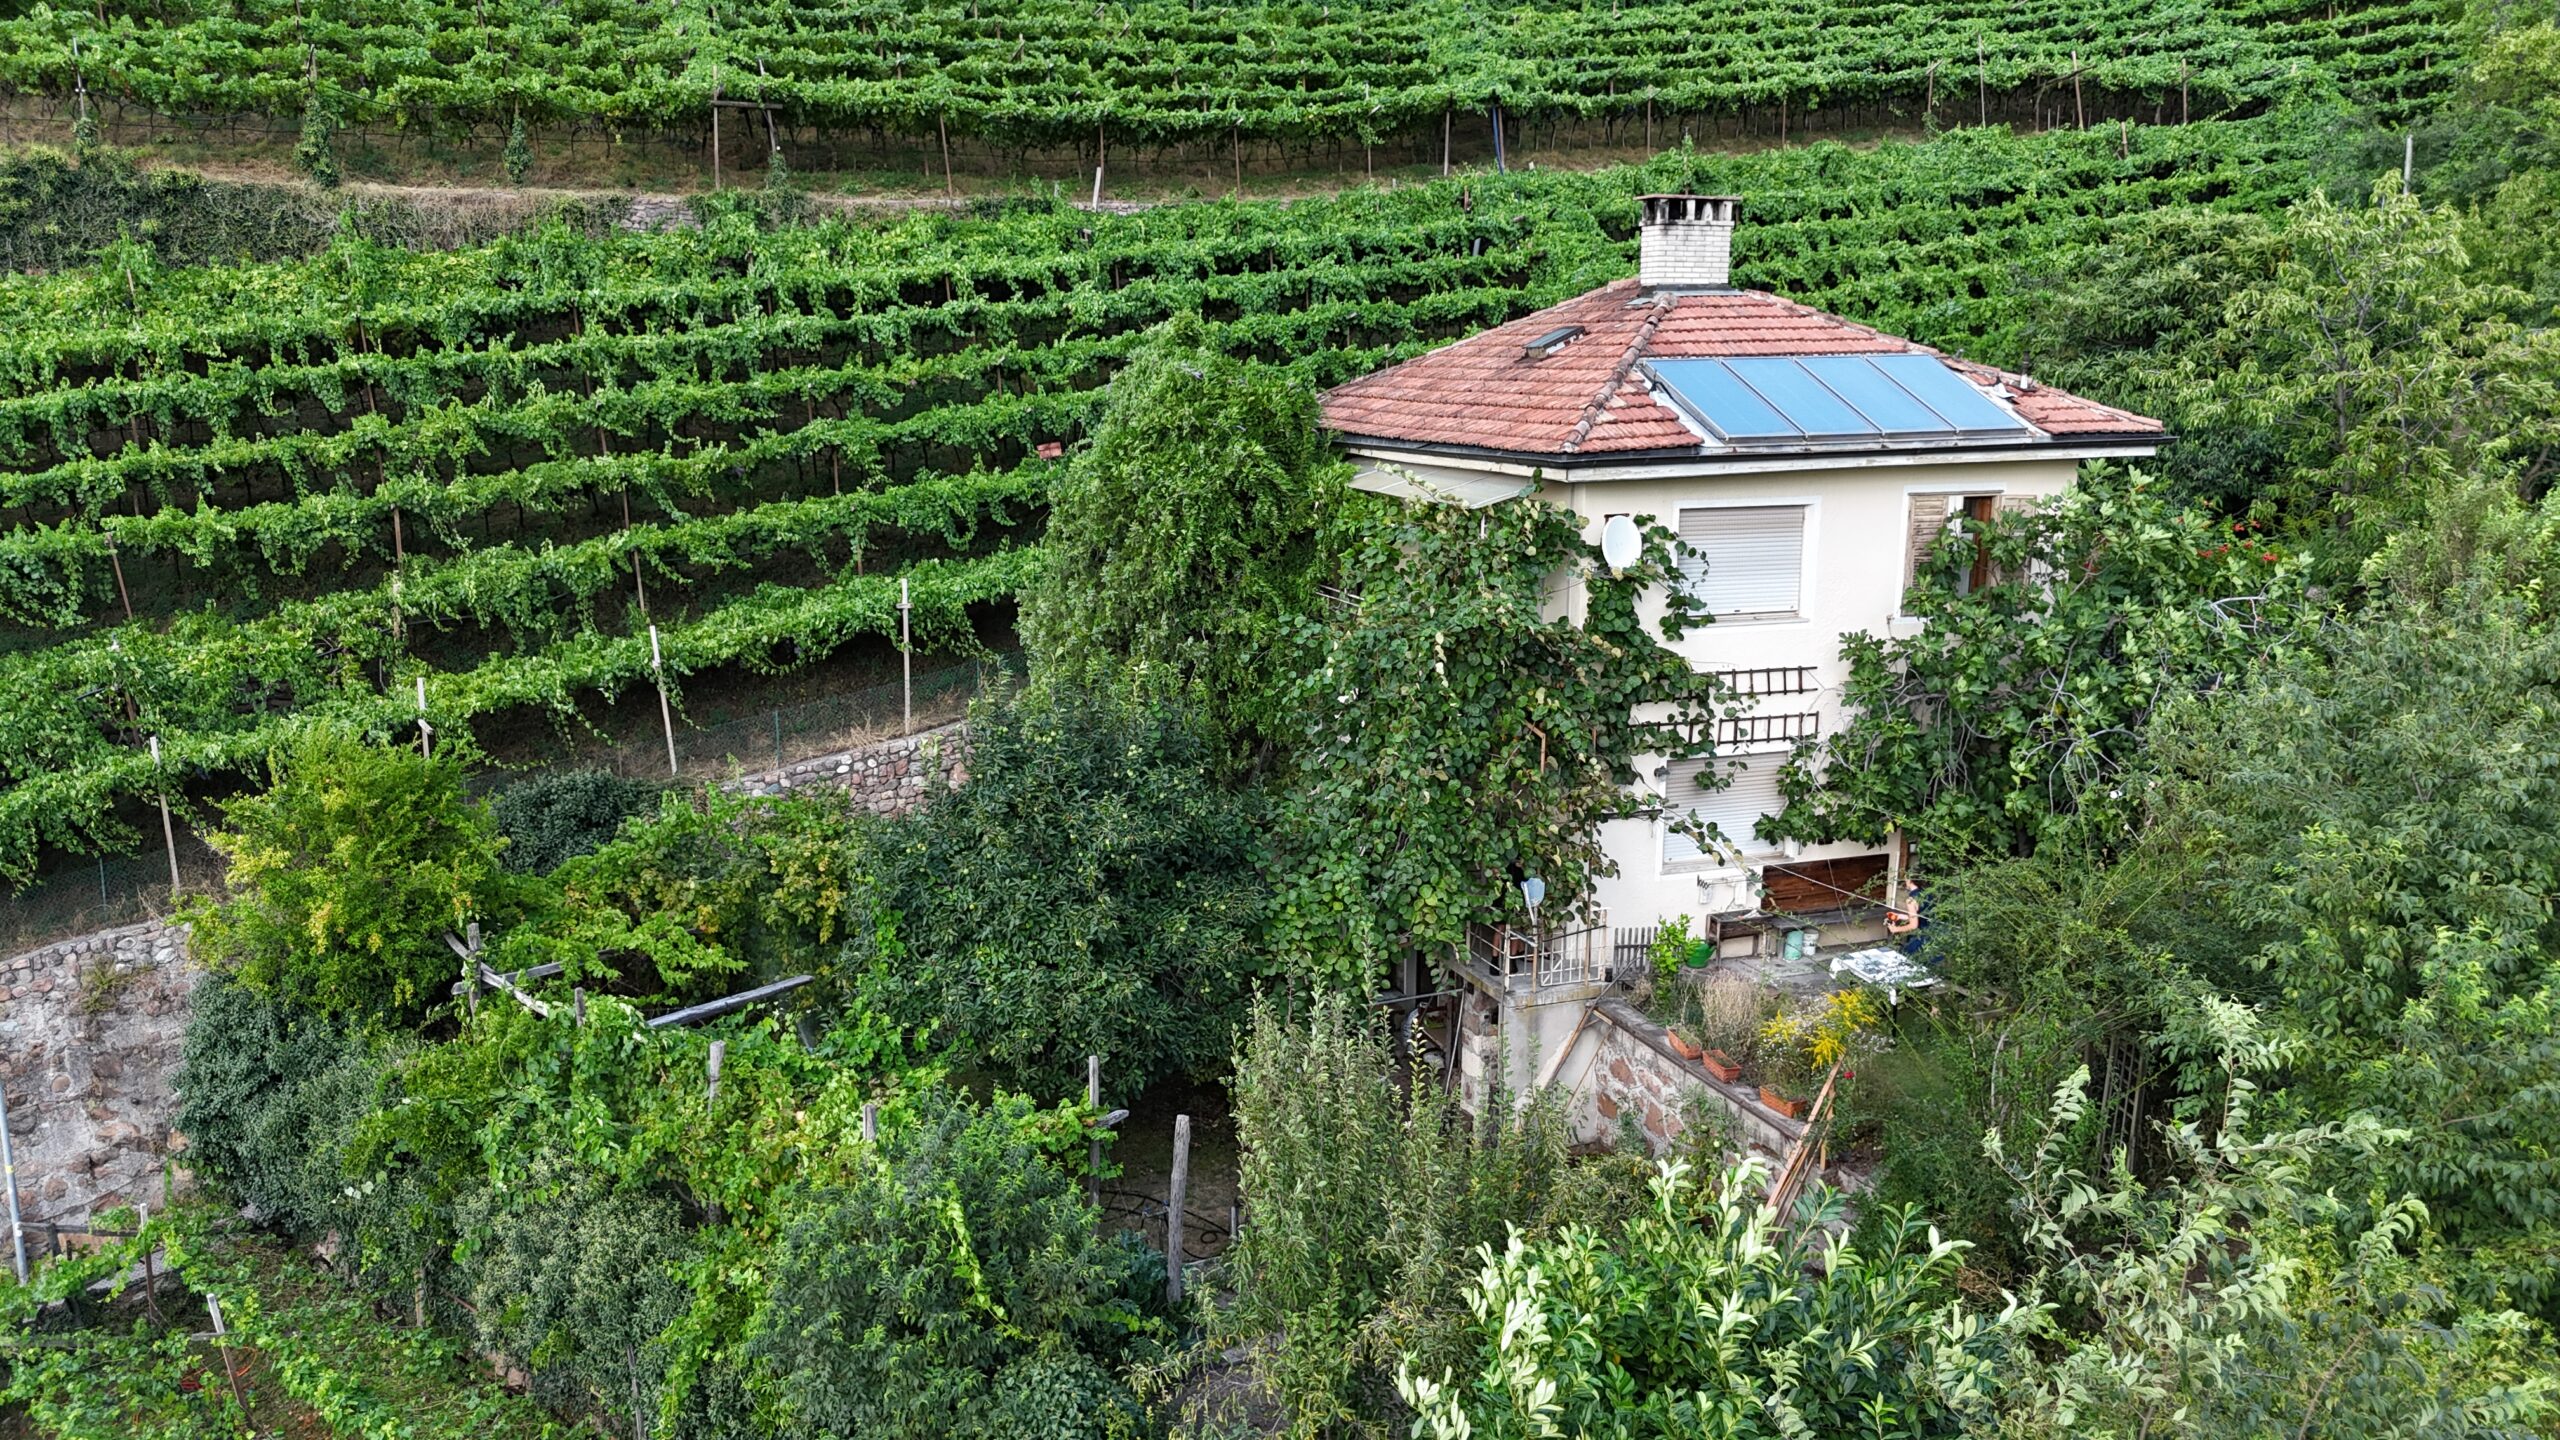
1349 447 2101 939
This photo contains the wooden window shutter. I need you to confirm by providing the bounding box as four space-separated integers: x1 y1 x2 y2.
1903 493 1951 594
1994 493 2041 585
1678 505 1805 618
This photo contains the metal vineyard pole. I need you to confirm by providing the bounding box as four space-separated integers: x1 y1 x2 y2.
415 676 432 760
898 577 912 735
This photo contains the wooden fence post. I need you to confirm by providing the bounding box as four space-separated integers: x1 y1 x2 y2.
1166 1114 1190 1306
1086 1055 1102 1208
149 735 181 898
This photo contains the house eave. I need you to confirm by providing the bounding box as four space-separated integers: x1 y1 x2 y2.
1331 432 2171 482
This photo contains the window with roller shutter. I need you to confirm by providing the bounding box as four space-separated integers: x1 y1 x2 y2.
1678 505 1805 619
1663 755 1786 866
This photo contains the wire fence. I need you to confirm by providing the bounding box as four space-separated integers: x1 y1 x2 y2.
5 653 1022 956
583 652 1018 784
0 832 223 955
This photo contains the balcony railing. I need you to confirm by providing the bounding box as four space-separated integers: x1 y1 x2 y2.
1460 921 1612 990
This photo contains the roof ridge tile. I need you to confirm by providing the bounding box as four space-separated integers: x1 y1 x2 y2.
1562 290 1677 454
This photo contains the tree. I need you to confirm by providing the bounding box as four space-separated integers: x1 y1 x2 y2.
1269 495 1726 994
747 1089 1158 1440
2179 181 2560 564
1396 1160 2020 1440
1219 992 1636 1435
847 684 1266 1096
1773 463 2307 860
1021 315 1344 759
1985 1002 2558 1439
2148 595 2560 1317
192 726 513 1023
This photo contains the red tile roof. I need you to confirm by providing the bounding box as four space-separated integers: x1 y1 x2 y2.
1319 278 2163 457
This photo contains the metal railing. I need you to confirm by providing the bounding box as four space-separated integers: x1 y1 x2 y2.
1461 921 1612 990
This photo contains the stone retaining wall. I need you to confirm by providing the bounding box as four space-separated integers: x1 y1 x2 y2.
727 720 969 815
1572 998 1802 1163
0 723 976 1230
0 917 197 1228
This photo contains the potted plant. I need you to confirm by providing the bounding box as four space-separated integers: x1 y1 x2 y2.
1688 975 1761 1087
1755 1006 1817 1119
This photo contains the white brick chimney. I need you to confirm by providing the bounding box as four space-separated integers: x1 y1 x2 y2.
1637 194 1740 290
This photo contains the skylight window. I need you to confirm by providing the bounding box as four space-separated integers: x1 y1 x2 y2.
1646 354 2033 446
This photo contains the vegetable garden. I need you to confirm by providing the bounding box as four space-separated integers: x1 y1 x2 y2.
0 113 2328 886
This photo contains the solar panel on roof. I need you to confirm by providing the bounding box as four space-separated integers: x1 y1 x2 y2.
1725 357 1880 439
1798 356 1946 436
1647 359 1795 441
1866 353 2032 435
1646 354 2035 447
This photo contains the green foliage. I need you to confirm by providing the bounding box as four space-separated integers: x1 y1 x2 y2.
1397 1159 2018 1440
748 1087 1156 1440
502 786 860 1002
488 768 661 874
1985 1008 2559 1439
2149 595 2560 1314
1023 315 1343 757
504 112 534 183
294 99 339 188
1270 495 1726 993
1775 463 2309 859
2179 181 2560 563
172 972 384 1225
453 1155 695 1430
851 683 1266 1095
1221 991 1643 1433
191 726 514 1022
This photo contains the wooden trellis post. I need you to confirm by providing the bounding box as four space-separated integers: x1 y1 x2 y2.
1166 1114 1191 1305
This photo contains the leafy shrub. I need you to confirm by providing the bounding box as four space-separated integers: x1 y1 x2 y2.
173 971 381 1229
453 1153 694 1431
488 769 659 874
851 684 1265 1095
192 726 515 1023
1396 1161 2017 1439
497 786 861 1003
1222 991 1643 1432
749 1088 1155 1439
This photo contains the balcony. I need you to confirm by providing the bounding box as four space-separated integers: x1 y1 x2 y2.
1453 921 1614 994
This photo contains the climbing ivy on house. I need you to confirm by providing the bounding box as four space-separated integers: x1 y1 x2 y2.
1269 495 1727 993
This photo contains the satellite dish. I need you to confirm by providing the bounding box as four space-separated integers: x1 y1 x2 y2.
1520 876 1546 914
1600 514 1642 574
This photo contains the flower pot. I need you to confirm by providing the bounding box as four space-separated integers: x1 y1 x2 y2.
1701 1049 1742 1084
1666 1030 1703 1062
1759 1085 1808 1121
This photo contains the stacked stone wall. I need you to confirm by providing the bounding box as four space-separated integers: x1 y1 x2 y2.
727 720 969 815
0 917 197 1227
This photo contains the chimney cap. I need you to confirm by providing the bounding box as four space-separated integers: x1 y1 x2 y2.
1638 194 1743 227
